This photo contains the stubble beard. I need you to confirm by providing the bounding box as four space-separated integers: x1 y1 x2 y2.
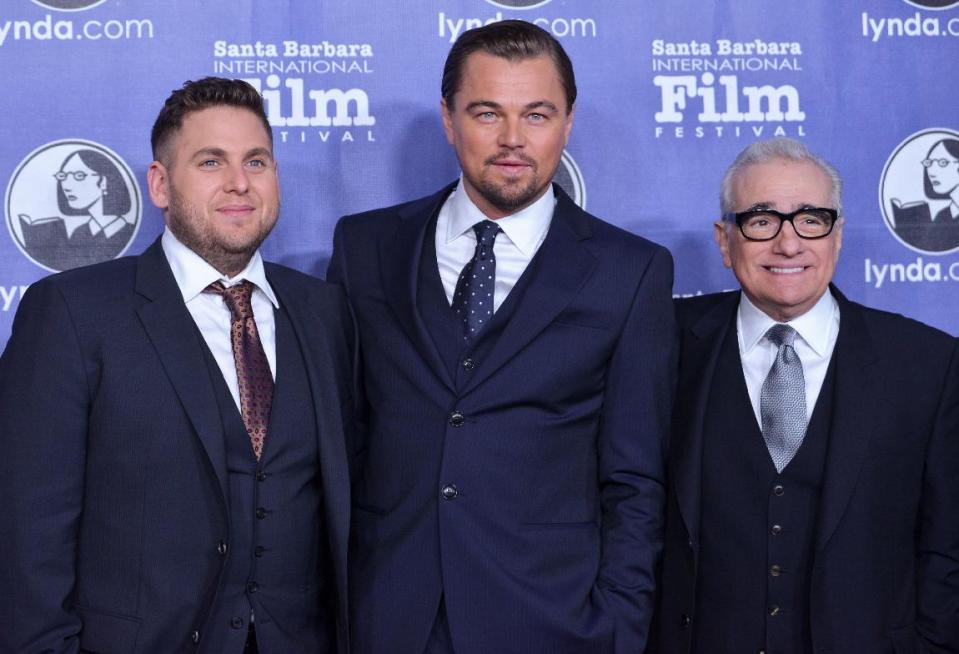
474 153 546 215
166 184 277 277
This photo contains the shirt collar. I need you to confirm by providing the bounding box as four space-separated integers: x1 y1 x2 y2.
738 288 837 357
161 228 279 308
444 176 555 257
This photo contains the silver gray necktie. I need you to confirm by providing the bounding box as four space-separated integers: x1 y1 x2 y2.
760 324 807 473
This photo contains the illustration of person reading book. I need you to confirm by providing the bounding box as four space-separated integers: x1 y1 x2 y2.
890 138 959 252
19 149 135 271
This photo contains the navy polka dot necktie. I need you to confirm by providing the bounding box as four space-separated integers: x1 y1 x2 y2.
451 220 501 342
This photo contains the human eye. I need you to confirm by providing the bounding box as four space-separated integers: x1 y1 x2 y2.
528 112 546 122
198 159 219 168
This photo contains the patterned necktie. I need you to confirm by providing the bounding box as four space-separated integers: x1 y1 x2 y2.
760 323 807 473
450 220 502 342
206 280 273 460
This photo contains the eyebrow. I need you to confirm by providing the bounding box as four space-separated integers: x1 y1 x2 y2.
742 202 823 212
190 146 274 161
463 99 559 114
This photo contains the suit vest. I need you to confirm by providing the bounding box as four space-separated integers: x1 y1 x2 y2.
693 319 836 654
196 303 334 654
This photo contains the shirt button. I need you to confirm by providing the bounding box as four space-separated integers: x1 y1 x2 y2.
256 507 267 520
462 358 476 371
442 484 458 500
256 471 267 482
773 484 785 496
448 411 465 427
768 604 781 616
770 564 782 577
770 524 783 535
230 616 244 630
216 540 228 556
247 581 259 594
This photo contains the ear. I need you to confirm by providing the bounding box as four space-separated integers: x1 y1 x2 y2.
147 161 170 211
714 220 733 269
833 216 844 260
440 98 455 146
563 103 575 145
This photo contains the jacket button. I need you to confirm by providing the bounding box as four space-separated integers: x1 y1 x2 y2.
247 581 259 594
770 564 782 577
441 484 458 500
770 524 783 535
772 484 784 496
190 629 200 643
681 613 692 627
216 540 228 556
768 604 781 616
462 358 476 371
230 616 244 629
256 507 267 520
256 471 267 482
448 411 465 427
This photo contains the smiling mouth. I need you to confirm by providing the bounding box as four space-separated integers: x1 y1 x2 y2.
766 266 806 274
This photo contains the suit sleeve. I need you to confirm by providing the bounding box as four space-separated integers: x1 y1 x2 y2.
916 337 959 651
595 246 677 654
327 217 369 481
0 280 87 654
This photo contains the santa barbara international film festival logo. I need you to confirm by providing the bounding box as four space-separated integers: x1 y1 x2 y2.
5 140 141 272
879 128 959 255
554 150 586 208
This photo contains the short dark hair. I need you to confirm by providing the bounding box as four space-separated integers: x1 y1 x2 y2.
441 19 576 113
150 77 271 163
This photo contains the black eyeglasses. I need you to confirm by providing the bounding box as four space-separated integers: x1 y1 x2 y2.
724 207 839 241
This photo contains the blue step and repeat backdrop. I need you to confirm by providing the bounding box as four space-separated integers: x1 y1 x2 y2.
2 0 958 350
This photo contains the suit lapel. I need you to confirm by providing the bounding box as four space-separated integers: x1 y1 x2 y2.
673 294 739 554
134 240 228 502
815 288 881 552
379 185 456 392
459 189 597 396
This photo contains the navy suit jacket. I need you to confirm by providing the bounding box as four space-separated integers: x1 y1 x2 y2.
328 184 676 654
654 288 959 654
0 239 353 654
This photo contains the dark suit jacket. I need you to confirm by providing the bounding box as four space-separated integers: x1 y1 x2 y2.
328 184 676 654
0 239 353 653
654 288 959 654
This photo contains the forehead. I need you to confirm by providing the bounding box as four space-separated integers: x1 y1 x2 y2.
173 106 272 153
732 158 832 210
456 52 564 101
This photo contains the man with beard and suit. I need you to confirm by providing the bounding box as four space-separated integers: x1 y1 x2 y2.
328 20 675 654
0 77 353 653
654 138 959 653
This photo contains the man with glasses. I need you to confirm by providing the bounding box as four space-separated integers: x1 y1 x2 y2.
653 138 959 653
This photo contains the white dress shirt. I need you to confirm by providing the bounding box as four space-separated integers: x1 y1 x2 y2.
737 289 840 428
435 177 554 312
161 228 279 412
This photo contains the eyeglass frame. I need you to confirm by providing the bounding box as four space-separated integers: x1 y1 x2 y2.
723 207 840 241
921 158 959 169
53 171 101 182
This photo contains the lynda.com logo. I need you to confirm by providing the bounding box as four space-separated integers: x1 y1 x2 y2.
553 150 586 209
903 0 959 9
483 0 553 9
30 0 106 11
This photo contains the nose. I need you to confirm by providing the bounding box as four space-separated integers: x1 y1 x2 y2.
772 219 803 256
223 162 250 193
498 116 525 149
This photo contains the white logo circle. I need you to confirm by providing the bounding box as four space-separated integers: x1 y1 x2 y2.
879 128 959 255
553 150 586 209
5 139 142 272
902 0 959 10
483 0 554 9
29 0 108 12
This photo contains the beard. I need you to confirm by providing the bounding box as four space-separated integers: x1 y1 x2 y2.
472 152 548 215
166 183 277 277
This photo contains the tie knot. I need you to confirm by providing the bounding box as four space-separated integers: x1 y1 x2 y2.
472 220 501 247
206 280 255 321
765 323 798 347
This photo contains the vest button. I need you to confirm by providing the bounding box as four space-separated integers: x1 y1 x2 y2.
768 604 781 616
772 484 784 496
770 524 783 535
230 616 244 630
190 630 200 644
449 411 465 427
256 507 267 520
256 471 267 482
680 613 692 627
770 564 782 577
247 581 259 594
216 540 228 556
462 358 476 371
442 484 458 500
254 545 265 558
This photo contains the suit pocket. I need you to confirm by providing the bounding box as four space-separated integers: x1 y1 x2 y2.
76 605 140 654
888 624 918 654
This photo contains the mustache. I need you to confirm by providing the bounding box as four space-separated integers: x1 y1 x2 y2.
484 152 537 167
